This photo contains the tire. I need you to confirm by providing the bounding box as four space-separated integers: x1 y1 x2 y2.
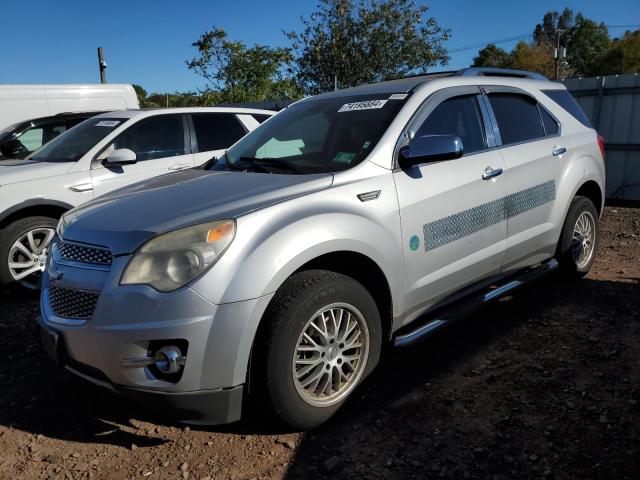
252 270 382 430
0 216 57 289
555 196 599 278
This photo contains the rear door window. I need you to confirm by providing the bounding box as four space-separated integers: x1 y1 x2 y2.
191 113 247 152
414 95 487 154
488 93 545 145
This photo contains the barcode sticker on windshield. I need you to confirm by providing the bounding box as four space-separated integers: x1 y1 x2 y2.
338 100 387 112
95 120 120 127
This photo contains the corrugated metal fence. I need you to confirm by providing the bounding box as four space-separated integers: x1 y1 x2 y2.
565 74 640 201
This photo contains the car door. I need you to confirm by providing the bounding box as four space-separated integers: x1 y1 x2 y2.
484 89 563 272
90 114 194 197
188 113 249 166
393 87 508 317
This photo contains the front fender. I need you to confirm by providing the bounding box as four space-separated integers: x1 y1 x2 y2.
190 174 405 310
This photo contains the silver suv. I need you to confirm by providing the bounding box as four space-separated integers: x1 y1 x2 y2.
38 68 605 429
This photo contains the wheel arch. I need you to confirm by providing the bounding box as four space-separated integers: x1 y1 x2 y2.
245 249 394 399
0 199 72 230
575 180 603 216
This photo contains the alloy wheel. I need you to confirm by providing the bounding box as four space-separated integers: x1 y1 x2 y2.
571 211 596 270
8 227 55 289
292 302 370 407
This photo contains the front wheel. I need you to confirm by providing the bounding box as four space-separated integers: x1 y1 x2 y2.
555 196 599 278
252 270 382 430
0 216 57 289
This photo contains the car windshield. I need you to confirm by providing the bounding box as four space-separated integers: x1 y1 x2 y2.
29 117 127 162
210 93 409 174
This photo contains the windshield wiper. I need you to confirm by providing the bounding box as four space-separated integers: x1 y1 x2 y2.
236 156 303 174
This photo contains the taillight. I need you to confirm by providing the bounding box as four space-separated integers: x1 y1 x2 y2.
597 134 606 160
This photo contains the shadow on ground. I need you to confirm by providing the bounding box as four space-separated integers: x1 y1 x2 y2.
0 273 638 478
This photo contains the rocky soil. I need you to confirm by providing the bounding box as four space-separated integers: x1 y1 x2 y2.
0 206 638 479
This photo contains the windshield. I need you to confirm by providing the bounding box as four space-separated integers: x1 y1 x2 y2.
211 93 409 174
29 117 127 162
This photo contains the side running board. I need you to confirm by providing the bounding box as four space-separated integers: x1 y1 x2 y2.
393 259 559 348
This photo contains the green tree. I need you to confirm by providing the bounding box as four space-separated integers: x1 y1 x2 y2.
601 29 640 74
286 0 449 95
533 8 574 47
566 14 611 76
473 44 512 68
187 27 300 103
132 84 148 107
510 41 555 78
609 29 640 73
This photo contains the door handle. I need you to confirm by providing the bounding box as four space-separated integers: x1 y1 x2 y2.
168 163 190 171
552 146 567 156
482 167 503 181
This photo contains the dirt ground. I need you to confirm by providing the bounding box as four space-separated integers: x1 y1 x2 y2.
0 206 638 480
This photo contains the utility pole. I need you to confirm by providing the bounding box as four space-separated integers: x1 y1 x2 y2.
97 47 107 84
554 29 566 81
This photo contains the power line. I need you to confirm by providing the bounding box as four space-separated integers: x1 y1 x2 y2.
448 34 531 53
448 24 640 54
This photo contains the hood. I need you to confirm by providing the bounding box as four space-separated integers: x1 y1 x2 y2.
63 169 334 255
0 159 70 184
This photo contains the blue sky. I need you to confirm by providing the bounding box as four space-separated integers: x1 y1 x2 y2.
0 0 637 93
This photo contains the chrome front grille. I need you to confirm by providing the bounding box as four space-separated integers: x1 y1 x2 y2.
48 286 100 320
57 241 112 266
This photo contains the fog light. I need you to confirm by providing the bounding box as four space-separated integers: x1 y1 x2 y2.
153 346 186 374
121 345 186 374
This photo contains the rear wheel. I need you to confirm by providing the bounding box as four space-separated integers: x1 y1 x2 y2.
252 270 382 429
0 216 57 289
555 196 599 278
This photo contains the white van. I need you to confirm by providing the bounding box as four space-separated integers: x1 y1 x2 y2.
0 84 139 130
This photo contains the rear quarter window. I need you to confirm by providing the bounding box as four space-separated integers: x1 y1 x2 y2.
488 93 545 145
541 89 593 128
539 107 560 136
252 114 272 124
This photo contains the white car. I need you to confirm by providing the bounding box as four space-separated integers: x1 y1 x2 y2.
0 107 274 288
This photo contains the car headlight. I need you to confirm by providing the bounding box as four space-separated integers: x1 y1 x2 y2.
121 219 235 292
56 215 67 238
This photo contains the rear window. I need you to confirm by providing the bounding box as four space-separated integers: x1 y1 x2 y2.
488 93 545 145
191 113 247 152
541 89 592 128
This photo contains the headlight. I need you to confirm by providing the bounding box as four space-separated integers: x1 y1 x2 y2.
121 219 235 292
56 215 67 238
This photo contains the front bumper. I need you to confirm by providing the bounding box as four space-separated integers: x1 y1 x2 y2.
39 247 273 425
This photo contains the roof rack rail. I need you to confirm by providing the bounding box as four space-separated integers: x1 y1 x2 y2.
455 67 548 81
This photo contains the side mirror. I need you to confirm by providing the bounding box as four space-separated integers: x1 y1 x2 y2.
0 139 26 157
105 148 137 166
399 134 463 169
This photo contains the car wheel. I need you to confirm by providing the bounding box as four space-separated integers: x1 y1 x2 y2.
253 270 382 430
0 216 57 289
555 196 599 278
